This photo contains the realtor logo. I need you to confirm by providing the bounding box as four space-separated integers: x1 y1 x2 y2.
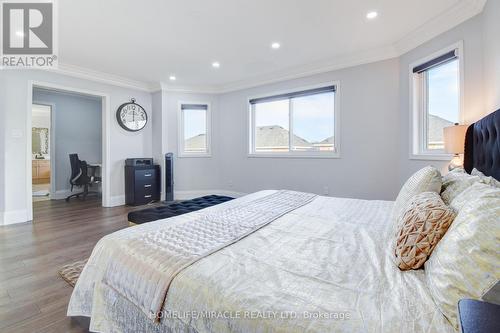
1 0 57 68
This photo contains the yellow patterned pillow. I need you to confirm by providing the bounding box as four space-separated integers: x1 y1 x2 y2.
425 185 500 329
394 192 455 270
392 166 442 227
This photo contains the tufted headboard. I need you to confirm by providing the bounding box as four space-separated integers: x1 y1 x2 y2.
463 109 500 181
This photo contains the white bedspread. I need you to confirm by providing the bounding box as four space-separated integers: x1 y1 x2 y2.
68 191 454 333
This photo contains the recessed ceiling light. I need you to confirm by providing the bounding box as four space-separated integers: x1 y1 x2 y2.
16 31 24 37
212 61 220 68
169 75 176 81
271 42 281 49
366 11 378 19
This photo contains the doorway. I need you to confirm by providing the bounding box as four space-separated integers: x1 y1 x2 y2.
27 81 112 222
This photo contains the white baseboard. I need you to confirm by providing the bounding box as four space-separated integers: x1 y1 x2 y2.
0 209 30 225
107 195 125 207
174 190 247 201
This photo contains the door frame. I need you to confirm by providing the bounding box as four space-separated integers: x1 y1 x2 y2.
27 81 112 221
31 102 56 197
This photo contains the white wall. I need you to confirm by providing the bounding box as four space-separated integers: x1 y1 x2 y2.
0 70 152 225
482 0 500 112
33 88 102 192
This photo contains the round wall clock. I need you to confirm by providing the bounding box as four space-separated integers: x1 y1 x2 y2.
116 98 148 132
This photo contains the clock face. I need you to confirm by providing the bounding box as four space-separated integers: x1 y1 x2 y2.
116 102 147 131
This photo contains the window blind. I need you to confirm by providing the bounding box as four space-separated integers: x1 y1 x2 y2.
249 85 336 105
413 50 457 74
181 104 208 110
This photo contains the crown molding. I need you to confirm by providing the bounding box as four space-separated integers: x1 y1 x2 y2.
394 0 487 54
48 63 156 92
50 0 486 95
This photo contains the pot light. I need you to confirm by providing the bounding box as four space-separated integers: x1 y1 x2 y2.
366 11 378 19
169 75 176 81
212 61 220 68
271 42 281 49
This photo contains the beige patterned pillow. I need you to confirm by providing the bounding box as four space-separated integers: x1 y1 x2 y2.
394 192 455 270
392 166 442 229
425 185 500 329
440 171 483 205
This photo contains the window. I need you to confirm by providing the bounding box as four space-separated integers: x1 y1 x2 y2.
179 103 211 157
249 84 339 157
411 44 463 158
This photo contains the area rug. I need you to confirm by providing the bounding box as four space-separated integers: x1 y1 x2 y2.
59 258 88 287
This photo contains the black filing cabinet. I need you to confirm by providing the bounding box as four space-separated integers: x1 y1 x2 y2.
125 165 161 206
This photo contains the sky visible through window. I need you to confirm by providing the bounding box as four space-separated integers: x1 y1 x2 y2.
254 92 334 143
183 108 206 140
428 59 459 123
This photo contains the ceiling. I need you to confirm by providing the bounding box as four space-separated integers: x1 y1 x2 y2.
57 0 486 92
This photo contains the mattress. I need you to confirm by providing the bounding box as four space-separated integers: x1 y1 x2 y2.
68 190 454 333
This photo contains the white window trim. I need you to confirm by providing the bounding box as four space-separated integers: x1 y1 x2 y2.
409 41 465 160
178 101 212 158
247 81 341 159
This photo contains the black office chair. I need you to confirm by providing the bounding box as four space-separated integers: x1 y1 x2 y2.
66 153 101 202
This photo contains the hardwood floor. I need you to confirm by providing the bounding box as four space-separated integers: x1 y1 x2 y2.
0 198 156 332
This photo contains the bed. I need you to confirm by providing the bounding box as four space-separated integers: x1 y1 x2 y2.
68 109 499 333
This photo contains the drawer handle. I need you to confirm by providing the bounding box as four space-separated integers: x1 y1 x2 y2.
144 173 152 177
144 195 152 198
144 184 152 188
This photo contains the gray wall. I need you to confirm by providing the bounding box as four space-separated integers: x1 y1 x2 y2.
483 0 500 112
33 88 102 192
164 92 222 192
215 59 401 200
398 13 486 185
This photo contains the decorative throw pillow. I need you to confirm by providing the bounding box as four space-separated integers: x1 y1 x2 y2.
394 192 455 270
425 185 500 329
440 171 483 205
471 168 500 188
392 166 442 229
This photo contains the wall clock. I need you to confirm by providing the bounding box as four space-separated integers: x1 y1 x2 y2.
116 98 148 132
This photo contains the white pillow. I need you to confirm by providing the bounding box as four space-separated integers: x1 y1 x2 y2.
449 182 499 212
392 166 442 224
440 171 483 205
471 168 500 188
425 184 500 329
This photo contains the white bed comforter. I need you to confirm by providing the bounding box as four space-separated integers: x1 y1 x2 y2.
68 191 454 333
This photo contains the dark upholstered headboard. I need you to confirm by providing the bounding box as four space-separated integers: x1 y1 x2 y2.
464 109 500 181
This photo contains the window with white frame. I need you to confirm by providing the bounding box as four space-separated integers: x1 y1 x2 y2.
411 45 462 157
248 85 338 157
179 103 210 156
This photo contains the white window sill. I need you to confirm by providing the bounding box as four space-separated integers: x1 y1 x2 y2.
248 153 340 159
178 153 212 158
409 153 453 161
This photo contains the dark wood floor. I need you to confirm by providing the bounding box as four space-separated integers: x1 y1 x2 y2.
0 198 154 332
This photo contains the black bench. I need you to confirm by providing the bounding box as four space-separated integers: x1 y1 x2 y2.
128 195 234 225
